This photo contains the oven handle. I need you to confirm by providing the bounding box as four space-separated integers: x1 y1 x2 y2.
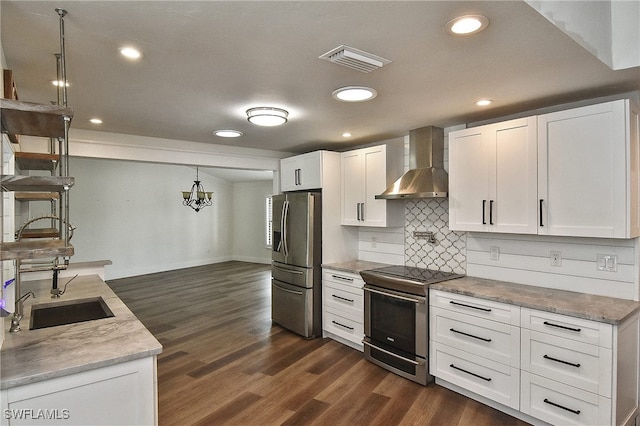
362 286 425 304
362 340 420 366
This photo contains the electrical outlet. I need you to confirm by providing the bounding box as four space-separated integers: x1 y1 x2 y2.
550 250 562 267
490 246 500 261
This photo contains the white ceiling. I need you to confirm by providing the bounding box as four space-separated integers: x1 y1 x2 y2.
1 1 639 168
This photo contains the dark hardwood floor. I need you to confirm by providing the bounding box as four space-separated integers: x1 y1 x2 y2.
107 261 530 426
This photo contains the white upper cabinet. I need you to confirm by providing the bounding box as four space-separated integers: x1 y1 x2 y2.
538 99 640 238
450 99 640 239
280 151 325 192
449 117 538 234
340 143 404 227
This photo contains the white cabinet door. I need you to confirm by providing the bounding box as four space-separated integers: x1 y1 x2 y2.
341 150 364 225
280 151 323 192
492 118 538 234
538 100 637 238
362 146 389 227
449 117 536 233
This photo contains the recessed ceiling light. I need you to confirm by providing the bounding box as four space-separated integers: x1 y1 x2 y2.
246 107 289 126
332 86 377 102
50 80 69 87
89 118 103 124
119 46 143 60
446 15 489 35
476 99 492 106
342 132 352 138
214 130 244 138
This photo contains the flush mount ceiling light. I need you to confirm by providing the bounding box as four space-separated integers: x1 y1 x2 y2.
119 46 143 60
214 130 244 138
476 99 493 106
446 15 489 35
332 86 378 102
246 107 289 126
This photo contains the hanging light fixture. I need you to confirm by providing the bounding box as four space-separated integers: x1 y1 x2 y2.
181 167 212 212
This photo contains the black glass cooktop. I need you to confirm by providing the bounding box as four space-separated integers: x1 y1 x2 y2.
360 266 463 295
368 265 463 283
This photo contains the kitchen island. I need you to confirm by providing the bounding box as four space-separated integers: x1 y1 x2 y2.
0 274 162 425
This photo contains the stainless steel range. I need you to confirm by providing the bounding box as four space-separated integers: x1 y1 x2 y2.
360 265 463 385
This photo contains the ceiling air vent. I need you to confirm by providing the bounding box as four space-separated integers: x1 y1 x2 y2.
319 45 391 73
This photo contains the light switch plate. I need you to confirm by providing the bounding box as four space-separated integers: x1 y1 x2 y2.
490 246 500 261
597 254 618 272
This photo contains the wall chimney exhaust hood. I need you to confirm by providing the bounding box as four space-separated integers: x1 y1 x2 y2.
375 126 448 199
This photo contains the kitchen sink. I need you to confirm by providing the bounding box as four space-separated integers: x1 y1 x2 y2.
30 297 114 330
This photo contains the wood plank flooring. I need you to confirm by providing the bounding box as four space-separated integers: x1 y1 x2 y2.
107 261 530 426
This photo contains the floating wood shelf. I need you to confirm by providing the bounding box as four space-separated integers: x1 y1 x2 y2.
0 98 73 140
1 175 74 192
15 192 59 201
15 152 60 171
19 228 60 239
0 240 73 261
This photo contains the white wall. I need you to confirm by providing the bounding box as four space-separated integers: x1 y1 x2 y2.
67 157 237 280
231 180 273 264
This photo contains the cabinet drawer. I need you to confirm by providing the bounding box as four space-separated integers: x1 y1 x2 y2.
322 269 364 290
323 308 364 346
323 282 363 317
430 342 520 410
521 371 612 426
522 329 612 397
522 308 613 348
430 306 520 367
430 289 520 326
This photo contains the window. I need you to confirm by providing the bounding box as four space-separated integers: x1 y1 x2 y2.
265 196 272 248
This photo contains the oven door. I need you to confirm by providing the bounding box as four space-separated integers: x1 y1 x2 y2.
363 284 429 385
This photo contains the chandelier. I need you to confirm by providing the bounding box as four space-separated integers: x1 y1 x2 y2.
181 167 212 212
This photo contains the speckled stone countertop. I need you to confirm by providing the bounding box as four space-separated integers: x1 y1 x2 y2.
321 260 392 274
431 276 640 325
1 275 162 389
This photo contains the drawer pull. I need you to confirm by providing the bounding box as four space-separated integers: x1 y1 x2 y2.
332 294 355 303
543 354 581 368
332 274 354 282
449 300 492 312
543 321 581 333
450 328 492 342
543 398 581 415
332 320 354 331
449 364 492 382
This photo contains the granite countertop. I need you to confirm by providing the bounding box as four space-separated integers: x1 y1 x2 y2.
322 260 392 274
431 276 640 325
1 274 162 389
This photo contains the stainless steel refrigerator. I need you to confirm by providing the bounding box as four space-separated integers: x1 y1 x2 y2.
271 191 322 338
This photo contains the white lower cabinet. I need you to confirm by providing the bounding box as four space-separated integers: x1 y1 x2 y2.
430 290 520 410
0 357 158 426
430 289 640 426
321 268 364 351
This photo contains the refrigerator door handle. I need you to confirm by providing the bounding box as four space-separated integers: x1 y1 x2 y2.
273 283 303 296
282 200 290 257
273 265 304 275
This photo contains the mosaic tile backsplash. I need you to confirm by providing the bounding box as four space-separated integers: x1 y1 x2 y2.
404 198 466 274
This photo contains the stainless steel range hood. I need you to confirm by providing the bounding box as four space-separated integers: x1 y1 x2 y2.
375 126 448 199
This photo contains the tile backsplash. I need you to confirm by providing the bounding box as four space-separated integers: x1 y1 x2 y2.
404 198 466 274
